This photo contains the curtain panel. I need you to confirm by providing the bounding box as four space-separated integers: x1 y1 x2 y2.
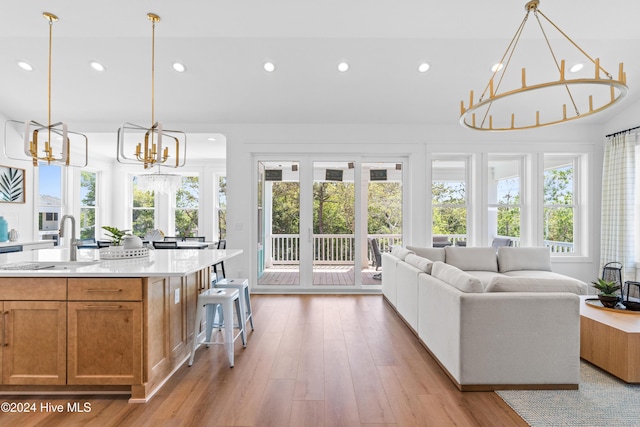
600 133 636 282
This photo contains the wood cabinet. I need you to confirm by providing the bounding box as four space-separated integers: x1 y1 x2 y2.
0 278 67 385
67 278 143 385
0 268 211 401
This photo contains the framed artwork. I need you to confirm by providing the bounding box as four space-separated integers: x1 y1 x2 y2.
0 165 25 203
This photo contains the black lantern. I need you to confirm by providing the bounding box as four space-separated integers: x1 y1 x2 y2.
601 262 623 300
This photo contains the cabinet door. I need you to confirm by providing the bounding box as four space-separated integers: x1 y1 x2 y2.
67 301 142 385
2 301 66 385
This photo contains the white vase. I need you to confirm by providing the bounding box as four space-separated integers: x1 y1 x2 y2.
122 235 143 250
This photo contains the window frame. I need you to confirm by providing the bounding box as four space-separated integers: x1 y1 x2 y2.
542 154 582 256
174 174 201 237
79 170 98 240
431 156 470 245
487 155 525 246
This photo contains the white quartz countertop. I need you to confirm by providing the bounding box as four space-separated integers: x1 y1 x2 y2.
0 248 242 277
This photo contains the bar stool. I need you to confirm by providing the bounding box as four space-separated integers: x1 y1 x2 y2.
189 288 246 367
214 278 254 331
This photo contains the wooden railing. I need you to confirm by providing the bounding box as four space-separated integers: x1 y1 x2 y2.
270 233 403 265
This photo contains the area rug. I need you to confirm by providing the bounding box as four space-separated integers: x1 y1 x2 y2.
496 361 640 426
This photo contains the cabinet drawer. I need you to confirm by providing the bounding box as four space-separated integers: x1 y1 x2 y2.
68 278 142 301
0 278 67 300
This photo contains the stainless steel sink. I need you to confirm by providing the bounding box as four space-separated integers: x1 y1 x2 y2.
0 261 100 270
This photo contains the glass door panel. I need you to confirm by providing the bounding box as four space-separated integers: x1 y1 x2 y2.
362 162 403 285
312 162 355 286
257 161 301 286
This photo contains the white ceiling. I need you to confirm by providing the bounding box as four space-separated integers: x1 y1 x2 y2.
1 1 639 160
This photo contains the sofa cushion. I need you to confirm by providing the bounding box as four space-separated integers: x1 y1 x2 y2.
406 246 445 262
444 247 498 272
391 246 414 261
405 254 434 273
497 247 551 272
464 271 507 288
485 276 587 294
431 261 484 293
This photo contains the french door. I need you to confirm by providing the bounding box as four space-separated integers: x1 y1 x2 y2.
257 158 403 289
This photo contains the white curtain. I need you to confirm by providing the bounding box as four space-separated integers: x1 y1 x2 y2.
600 133 636 282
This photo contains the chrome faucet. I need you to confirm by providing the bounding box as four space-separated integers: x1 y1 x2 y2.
59 214 78 261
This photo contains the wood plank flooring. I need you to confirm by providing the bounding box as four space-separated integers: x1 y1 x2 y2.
0 295 526 427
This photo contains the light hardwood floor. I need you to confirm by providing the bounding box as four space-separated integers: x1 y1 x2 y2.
0 295 526 427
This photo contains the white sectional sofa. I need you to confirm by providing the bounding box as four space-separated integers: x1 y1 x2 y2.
381 245 587 391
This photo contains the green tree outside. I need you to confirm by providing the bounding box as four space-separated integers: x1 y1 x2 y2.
79 171 96 239
544 165 574 246
175 176 199 237
432 182 466 235
132 179 154 237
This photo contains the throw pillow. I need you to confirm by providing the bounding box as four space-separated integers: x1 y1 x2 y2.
431 261 484 293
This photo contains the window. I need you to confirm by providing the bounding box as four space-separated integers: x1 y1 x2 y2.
39 165 62 244
432 158 468 245
543 156 576 253
132 176 155 236
218 176 226 240
80 171 97 239
175 176 199 237
488 158 522 245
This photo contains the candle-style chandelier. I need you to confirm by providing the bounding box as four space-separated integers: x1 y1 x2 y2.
460 0 628 131
3 12 88 167
117 13 186 193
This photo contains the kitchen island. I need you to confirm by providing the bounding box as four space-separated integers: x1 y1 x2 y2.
0 247 242 402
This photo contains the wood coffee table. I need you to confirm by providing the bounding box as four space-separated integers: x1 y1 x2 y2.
580 295 640 383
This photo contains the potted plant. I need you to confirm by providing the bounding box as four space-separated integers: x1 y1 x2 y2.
101 226 130 246
591 278 621 308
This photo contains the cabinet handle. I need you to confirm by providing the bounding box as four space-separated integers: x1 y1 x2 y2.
85 289 123 292
2 311 7 347
83 305 123 309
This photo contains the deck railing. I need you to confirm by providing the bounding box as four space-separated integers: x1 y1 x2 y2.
440 235 573 252
270 233 402 265
270 233 573 265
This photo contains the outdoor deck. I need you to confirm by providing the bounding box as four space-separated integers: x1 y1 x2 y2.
258 265 381 286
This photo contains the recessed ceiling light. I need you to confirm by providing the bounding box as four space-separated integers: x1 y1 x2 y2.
263 62 276 72
17 61 33 71
491 63 504 72
338 62 349 72
90 61 105 72
570 63 584 73
172 62 186 73
418 62 430 73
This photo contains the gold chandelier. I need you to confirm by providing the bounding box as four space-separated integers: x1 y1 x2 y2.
4 12 88 167
460 0 628 131
117 13 186 170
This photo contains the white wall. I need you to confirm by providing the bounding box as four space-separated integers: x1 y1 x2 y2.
222 122 606 287
0 112 37 241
